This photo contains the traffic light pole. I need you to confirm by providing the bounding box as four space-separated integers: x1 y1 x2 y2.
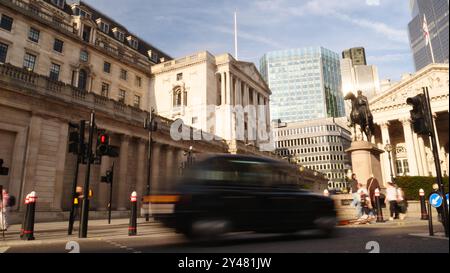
68 121 85 235
79 111 95 238
108 162 114 225
145 109 155 222
424 87 449 237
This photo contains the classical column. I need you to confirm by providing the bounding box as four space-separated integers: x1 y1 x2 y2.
116 134 130 210
176 148 185 177
418 136 430 176
97 155 111 211
135 138 147 201
53 122 69 211
151 143 161 192
401 118 419 176
236 78 241 106
226 72 232 105
164 146 175 192
412 132 425 176
380 121 394 184
221 72 226 105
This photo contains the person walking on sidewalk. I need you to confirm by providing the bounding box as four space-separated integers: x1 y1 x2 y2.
385 182 399 221
358 183 372 220
0 188 10 231
366 175 380 219
397 187 408 220
350 174 362 219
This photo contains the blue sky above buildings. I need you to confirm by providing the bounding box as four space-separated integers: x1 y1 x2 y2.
84 0 415 81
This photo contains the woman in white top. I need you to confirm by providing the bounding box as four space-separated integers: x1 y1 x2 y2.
385 182 399 221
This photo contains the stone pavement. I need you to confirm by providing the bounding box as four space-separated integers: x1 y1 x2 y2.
0 218 174 247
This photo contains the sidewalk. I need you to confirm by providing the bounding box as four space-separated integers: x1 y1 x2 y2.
339 215 444 228
0 218 174 247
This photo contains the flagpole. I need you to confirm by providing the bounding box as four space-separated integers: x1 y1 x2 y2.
423 14 435 64
234 11 238 61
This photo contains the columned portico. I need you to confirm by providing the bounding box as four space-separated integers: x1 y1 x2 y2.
117 134 130 210
400 118 419 176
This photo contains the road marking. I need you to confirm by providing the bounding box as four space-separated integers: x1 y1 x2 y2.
0 247 10 253
409 233 449 240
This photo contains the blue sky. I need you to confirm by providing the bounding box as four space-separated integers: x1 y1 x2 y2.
84 0 415 81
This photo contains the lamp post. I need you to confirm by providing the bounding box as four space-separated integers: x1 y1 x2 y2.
384 142 395 182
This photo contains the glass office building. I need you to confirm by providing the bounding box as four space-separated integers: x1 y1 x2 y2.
408 0 449 71
260 47 345 123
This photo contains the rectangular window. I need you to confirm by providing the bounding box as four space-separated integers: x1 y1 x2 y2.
103 62 111 73
82 25 91 43
28 27 40 43
135 76 142 87
23 53 36 71
80 50 88 62
0 42 8 63
133 95 141 108
120 69 127 80
101 83 109 97
118 89 126 103
99 22 109 33
0 15 13 31
49 63 60 81
53 38 64 53
177 73 183 81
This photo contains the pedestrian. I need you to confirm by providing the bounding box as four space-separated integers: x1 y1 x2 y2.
366 174 380 219
350 174 362 219
0 188 10 231
397 187 408 220
385 182 399 221
358 183 372 220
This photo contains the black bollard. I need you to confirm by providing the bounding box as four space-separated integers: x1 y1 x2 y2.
20 194 31 239
128 191 137 236
419 189 429 220
427 201 434 236
375 188 384 223
22 191 37 241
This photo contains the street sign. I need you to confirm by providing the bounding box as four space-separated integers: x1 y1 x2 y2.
429 193 443 208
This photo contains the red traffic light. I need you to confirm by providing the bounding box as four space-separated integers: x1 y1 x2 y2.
100 135 106 144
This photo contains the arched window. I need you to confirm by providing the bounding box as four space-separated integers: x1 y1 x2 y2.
173 88 182 107
78 69 87 91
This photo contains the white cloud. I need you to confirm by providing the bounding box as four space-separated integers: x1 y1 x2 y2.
367 53 411 63
366 0 381 6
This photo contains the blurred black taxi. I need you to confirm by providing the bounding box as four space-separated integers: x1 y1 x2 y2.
149 154 337 239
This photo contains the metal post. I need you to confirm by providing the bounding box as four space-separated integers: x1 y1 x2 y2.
0 185 4 240
145 110 155 222
79 111 95 238
424 87 448 237
108 162 114 225
428 201 434 236
129 191 137 236
419 189 429 220
68 121 85 235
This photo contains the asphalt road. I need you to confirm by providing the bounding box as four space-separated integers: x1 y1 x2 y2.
2 224 448 254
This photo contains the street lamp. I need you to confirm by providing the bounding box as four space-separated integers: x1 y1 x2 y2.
384 142 395 182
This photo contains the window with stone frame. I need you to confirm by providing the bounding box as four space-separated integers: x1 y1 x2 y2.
120 69 128 80
23 53 37 71
118 89 126 104
135 76 142 87
103 61 111 73
101 82 110 97
80 50 89 62
53 38 64 53
173 87 182 107
0 42 8 63
28 27 40 43
0 14 13 31
133 95 141 108
49 63 61 81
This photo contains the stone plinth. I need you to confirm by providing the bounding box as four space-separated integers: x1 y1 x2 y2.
346 141 384 186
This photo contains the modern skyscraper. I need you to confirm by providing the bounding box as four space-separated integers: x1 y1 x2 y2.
260 47 345 123
408 0 449 71
342 47 367 66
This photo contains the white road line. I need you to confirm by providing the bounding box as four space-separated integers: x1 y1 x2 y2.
0 247 10 253
409 233 449 240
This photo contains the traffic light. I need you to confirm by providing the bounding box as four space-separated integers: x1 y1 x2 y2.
68 122 86 159
101 169 114 184
0 159 9 176
96 130 120 158
144 110 158 132
406 94 431 136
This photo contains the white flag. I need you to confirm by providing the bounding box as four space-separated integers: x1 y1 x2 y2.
423 14 430 46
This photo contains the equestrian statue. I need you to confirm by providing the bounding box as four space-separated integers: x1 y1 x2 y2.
344 90 375 142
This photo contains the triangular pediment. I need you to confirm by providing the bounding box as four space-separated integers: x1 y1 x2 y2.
370 66 449 111
234 61 270 93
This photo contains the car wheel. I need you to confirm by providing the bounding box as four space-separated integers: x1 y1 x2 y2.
186 218 232 242
314 216 337 238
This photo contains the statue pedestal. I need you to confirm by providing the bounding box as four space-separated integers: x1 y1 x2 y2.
346 141 384 186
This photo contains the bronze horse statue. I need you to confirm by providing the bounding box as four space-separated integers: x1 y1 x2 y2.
344 91 375 142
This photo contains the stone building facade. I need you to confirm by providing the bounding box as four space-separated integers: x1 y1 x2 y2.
370 63 449 185
0 0 327 222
